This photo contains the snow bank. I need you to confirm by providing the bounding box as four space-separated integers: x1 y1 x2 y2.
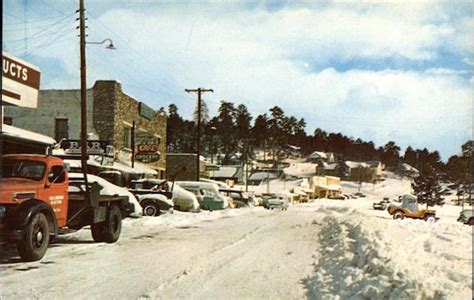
306 206 472 299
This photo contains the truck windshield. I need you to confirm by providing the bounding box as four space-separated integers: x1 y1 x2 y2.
2 159 46 181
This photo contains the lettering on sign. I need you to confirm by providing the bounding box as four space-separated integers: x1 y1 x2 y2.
135 153 161 163
135 132 160 163
60 140 108 155
2 54 40 89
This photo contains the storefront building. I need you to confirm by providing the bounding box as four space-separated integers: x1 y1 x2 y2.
2 52 55 154
4 80 167 178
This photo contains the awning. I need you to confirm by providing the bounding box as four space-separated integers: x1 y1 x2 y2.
106 160 157 176
2 124 55 145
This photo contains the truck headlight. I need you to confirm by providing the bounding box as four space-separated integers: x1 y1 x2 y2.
0 206 6 218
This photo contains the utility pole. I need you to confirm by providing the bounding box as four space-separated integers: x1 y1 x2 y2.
185 88 213 181
241 138 254 192
131 121 136 168
79 0 91 204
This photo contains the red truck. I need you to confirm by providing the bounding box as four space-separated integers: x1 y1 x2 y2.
0 154 131 261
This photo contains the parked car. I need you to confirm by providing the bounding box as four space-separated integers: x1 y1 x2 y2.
172 184 201 212
387 194 438 221
457 209 474 225
328 194 345 200
176 181 229 211
129 179 199 213
219 188 255 208
262 194 289 210
373 197 391 210
354 192 366 198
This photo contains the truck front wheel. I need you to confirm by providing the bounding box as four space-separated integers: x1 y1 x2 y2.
17 213 50 261
393 211 405 220
92 205 122 243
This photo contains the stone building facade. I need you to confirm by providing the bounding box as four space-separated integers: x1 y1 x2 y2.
166 153 208 181
5 80 167 177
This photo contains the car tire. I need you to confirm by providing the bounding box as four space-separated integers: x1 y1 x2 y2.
92 205 122 243
424 215 435 222
393 211 405 220
468 217 474 226
142 201 161 217
17 212 50 262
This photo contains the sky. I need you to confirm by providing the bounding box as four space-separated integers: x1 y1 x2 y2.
3 0 473 160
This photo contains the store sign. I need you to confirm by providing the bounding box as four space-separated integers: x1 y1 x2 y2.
2 52 41 108
206 165 220 171
135 132 160 163
139 102 155 120
60 140 108 155
135 153 160 163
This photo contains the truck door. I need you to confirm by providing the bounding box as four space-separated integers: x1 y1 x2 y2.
46 165 69 227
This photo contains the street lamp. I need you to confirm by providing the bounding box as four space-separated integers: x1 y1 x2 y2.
86 38 116 50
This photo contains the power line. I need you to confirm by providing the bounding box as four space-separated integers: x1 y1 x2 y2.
86 11 191 90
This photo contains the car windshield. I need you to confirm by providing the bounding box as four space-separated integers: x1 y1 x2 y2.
2 159 46 181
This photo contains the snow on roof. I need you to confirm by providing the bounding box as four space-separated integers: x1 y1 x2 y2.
105 160 157 175
248 172 277 181
366 160 382 168
211 166 238 178
344 161 370 168
401 163 419 173
200 178 230 188
283 163 318 178
2 124 56 145
308 151 327 159
322 162 338 170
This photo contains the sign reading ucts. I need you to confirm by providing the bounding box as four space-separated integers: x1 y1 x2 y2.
2 52 41 108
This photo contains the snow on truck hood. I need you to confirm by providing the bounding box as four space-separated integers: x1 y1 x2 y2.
69 173 142 216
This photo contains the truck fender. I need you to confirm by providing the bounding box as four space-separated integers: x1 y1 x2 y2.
8 199 58 239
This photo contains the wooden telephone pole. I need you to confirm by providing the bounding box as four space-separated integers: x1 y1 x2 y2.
185 88 213 181
78 0 91 204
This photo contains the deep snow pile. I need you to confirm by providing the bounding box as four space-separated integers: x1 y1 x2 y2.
306 206 472 299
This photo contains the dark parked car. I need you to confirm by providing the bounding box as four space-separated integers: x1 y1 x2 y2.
219 189 254 208
457 209 474 225
262 195 289 210
128 179 175 216
373 197 391 210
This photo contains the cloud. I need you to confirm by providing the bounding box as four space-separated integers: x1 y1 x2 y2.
3 1 472 159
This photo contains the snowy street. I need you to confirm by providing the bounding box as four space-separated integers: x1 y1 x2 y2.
1 208 321 299
1 177 472 299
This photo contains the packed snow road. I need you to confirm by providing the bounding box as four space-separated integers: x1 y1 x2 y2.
1 208 322 299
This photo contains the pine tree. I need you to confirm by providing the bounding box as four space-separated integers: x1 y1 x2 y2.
412 166 444 207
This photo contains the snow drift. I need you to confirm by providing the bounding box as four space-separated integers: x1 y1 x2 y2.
306 206 472 299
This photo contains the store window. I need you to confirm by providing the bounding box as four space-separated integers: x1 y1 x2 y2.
55 118 68 141
123 126 132 149
3 116 13 125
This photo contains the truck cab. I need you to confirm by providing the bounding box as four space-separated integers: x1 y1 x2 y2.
1 154 127 261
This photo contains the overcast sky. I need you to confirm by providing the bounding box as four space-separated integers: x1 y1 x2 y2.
3 0 472 160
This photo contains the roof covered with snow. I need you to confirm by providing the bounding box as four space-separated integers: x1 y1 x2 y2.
308 151 327 159
2 124 56 145
401 163 419 173
248 172 277 181
211 166 239 178
344 161 370 169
